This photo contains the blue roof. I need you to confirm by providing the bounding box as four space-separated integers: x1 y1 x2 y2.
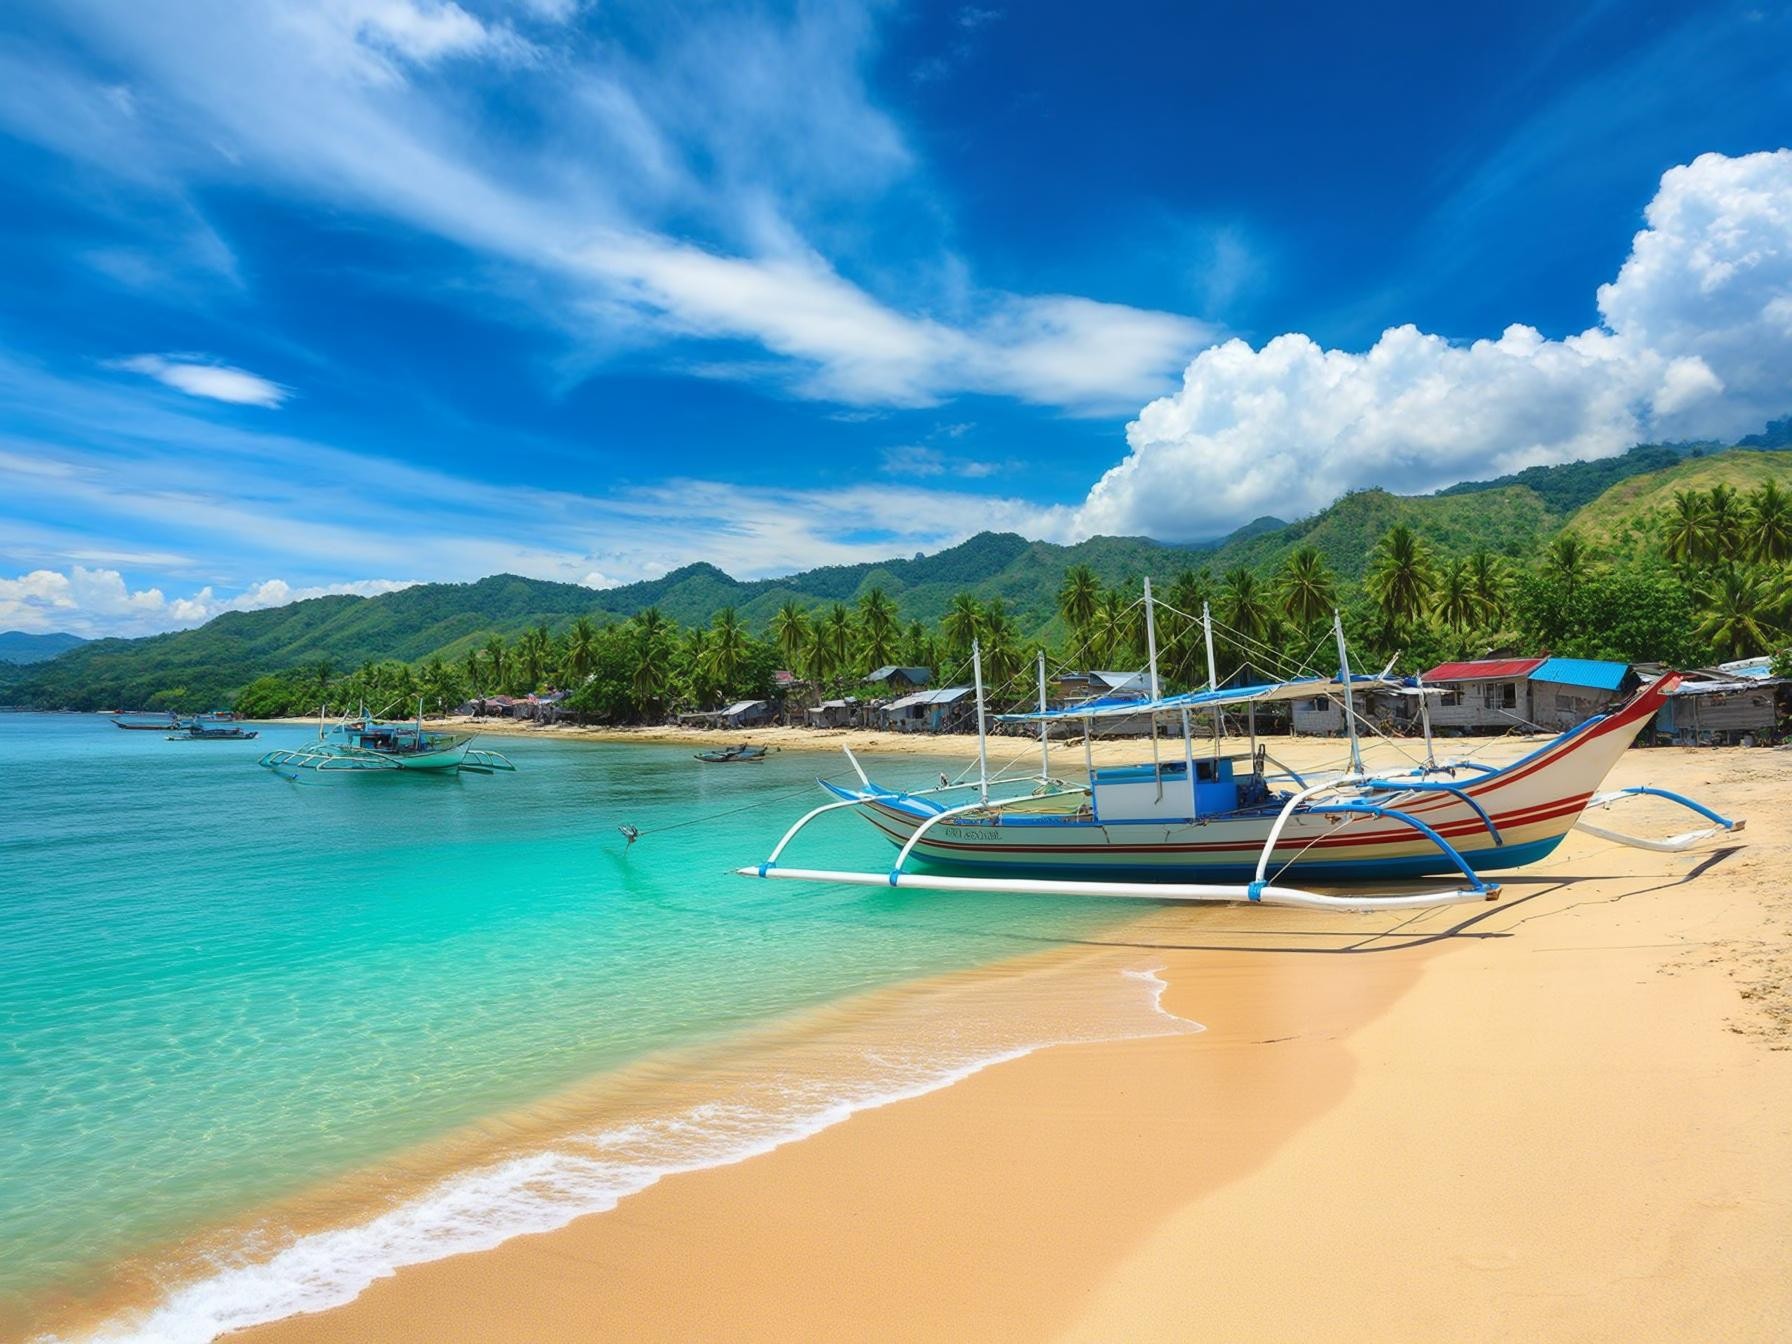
1528 657 1630 691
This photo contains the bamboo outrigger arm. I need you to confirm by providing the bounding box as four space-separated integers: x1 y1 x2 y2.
734 865 1498 912
1250 775 1500 903
743 776 1501 911
1574 786 1745 852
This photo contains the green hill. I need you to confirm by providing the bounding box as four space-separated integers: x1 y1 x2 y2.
1564 449 1792 556
6 435 1790 711
0 631 87 665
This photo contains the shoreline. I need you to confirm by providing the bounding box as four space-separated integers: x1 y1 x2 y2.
32 735 1791 1342
271 712 1549 766
231 738 1790 1343
28 922 1194 1343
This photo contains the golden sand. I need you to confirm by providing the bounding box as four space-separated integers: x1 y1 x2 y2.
223 737 1792 1344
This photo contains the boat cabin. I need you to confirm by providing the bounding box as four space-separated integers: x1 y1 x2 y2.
1089 754 1271 823
348 722 429 753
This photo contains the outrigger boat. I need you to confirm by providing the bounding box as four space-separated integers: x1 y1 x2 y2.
259 702 515 778
695 744 774 763
168 719 259 741
113 711 180 730
740 587 1743 912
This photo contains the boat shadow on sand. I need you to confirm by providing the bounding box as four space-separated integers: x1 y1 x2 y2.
1076 844 1743 956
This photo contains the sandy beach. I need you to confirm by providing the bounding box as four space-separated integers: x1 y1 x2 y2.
223 734 1792 1344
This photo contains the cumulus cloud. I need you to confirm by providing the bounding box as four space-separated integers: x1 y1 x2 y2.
0 567 411 637
112 355 290 407
1075 149 1792 539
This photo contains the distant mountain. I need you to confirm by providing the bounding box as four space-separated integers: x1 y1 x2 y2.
0 631 87 664
5 438 1789 711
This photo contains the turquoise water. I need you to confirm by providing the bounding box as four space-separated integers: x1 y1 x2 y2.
0 715 1149 1336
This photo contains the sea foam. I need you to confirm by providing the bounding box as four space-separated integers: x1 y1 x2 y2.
71 965 1200 1344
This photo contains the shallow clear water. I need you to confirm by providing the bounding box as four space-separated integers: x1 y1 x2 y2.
0 715 1144 1330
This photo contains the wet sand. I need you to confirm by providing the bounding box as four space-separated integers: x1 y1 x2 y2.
230 738 1792 1344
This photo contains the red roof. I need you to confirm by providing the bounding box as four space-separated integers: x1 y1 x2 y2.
1421 658 1546 682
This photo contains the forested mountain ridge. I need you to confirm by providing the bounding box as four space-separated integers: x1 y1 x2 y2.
5 438 1789 712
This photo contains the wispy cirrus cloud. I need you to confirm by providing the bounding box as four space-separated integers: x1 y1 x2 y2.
110 355 289 407
0 0 1206 412
0 347 1073 634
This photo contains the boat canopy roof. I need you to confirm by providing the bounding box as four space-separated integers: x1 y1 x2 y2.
996 673 1406 723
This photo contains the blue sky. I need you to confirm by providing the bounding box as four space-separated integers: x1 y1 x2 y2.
2 0 1791 635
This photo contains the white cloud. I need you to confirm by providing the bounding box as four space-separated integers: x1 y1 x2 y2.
113 355 290 407
0 567 412 637
0 2 1206 412
1074 149 1792 539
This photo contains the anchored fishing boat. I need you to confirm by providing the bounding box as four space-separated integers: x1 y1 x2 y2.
695 744 774 763
168 719 259 741
259 703 515 778
740 587 1743 912
112 711 180 730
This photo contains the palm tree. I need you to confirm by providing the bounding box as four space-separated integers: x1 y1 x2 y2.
630 609 673 716
1705 484 1742 562
1275 546 1335 629
821 604 855 691
1086 588 1133 667
1742 479 1792 564
941 592 983 661
1466 549 1510 627
1057 564 1100 649
1436 557 1477 632
1661 489 1714 570
770 600 811 672
680 627 713 708
481 634 508 692
516 624 551 692
704 607 751 690
856 588 901 669
561 616 598 684
420 656 460 714
1367 524 1435 630
802 620 837 691
979 598 1022 693
1544 533 1591 600
900 619 935 670
1217 567 1271 646
1695 565 1777 660
462 647 482 699
1162 569 1212 687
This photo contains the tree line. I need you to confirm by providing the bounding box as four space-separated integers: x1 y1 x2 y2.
224 476 1792 723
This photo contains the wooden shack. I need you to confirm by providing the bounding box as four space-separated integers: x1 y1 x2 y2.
1419 658 1545 733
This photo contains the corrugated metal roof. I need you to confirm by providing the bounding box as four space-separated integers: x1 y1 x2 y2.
865 665 932 683
1714 656 1774 680
1421 658 1546 682
1527 657 1630 691
885 687 972 709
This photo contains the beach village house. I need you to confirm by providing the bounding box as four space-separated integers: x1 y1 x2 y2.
1655 657 1788 744
1419 658 1545 732
1526 658 1636 731
805 697 862 728
877 687 974 733
678 699 775 730
864 666 932 693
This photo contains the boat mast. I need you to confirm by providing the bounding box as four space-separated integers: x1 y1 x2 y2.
1036 648 1050 784
1417 672 1437 772
1333 610 1364 775
972 637 990 805
1202 600 1223 757
1144 577 1163 795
